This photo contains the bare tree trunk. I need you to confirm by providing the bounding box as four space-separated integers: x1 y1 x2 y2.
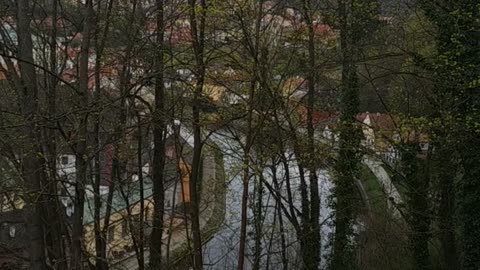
265 190 277 270
237 2 262 268
275 92 317 269
72 1 93 268
270 161 288 270
16 1 47 269
279 148 298 227
93 9 108 270
165 169 178 265
93 135 107 270
100 164 116 262
119 186 142 269
302 0 320 268
45 1 67 268
137 113 145 270
189 0 207 268
149 0 166 268
237 86 255 270
190 85 204 270
166 126 183 265
253 173 264 270
92 1 114 269
296 161 311 267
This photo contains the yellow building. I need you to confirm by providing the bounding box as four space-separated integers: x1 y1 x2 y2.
204 84 226 104
0 136 194 265
82 156 192 261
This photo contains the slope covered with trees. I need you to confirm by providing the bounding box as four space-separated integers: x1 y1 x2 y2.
0 0 478 270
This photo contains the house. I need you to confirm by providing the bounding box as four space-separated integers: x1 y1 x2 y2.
81 133 193 260
204 84 227 104
144 18 192 46
0 158 24 213
0 16 116 93
356 112 433 164
0 16 75 73
0 131 195 266
0 209 28 269
290 106 426 165
357 112 398 163
357 113 396 151
56 137 116 213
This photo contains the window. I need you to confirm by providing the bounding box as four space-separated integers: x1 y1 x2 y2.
61 156 69 165
121 219 128 238
166 146 175 159
108 226 115 242
9 225 15 238
66 204 74 217
145 206 150 222
132 214 141 226
420 143 428 151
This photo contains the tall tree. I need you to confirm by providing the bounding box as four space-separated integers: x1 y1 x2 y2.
71 0 93 268
333 0 378 269
333 0 362 268
92 1 114 269
16 0 47 269
418 1 480 269
302 0 321 268
188 0 208 268
400 138 432 270
45 0 68 268
149 0 167 268
237 0 262 269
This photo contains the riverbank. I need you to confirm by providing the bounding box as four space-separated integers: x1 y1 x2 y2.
166 145 227 269
112 144 226 270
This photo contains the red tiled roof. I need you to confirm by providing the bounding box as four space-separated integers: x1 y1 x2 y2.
368 113 395 131
0 16 15 25
66 47 79 59
356 112 369 122
296 109 397 131
296 105 338 126
313 23 332 34
60 66 117 90
32 17 70 29
145 19 192 46
0 61 20 81
312 110 338 125
283 77 306 94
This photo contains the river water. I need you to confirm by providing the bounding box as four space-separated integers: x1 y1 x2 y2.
203 129 334 270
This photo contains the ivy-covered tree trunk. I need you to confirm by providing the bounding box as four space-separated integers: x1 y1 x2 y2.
333 1 363 269
461 135 480 269
333 1 379 268
332 68 361 270
402 143 432 270
418 1 480 268
434 140 458 270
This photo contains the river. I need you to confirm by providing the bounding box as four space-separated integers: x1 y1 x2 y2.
203 129 334 270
